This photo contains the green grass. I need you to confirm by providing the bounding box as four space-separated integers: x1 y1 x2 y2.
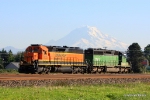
0 83 150 100
0 69 18 74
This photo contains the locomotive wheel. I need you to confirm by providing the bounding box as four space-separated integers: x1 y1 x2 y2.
72 68 78 74
72 66 76 74
82 67 86 74
79 67 85 74
36 67 43 74
46 71 49 74
103 66 107 74
45 67 51 74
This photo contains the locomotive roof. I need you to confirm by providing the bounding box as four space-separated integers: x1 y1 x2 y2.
46 45 82 49
31 44 42 46
30 44 81 49
86 48 117 51
45 45 83 54
30 44 123 54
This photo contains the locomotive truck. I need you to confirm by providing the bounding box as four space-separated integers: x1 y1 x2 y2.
19 44 131 74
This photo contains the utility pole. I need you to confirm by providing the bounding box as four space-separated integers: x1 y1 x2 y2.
103 47 107 54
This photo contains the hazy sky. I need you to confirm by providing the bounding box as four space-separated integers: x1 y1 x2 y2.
0 0 150 49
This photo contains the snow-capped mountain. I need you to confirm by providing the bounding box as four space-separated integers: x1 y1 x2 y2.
46 26 129 51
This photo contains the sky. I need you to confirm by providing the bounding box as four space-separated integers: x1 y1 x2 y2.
0 0 150 50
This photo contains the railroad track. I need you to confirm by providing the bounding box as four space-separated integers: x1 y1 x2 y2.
0 73 150 80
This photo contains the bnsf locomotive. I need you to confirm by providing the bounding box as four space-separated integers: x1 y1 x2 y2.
19 44 131 74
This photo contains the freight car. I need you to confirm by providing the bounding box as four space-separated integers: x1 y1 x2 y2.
19 44 131 74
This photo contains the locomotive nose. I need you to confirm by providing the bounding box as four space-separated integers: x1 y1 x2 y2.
32 53 38 61
24 52 38 63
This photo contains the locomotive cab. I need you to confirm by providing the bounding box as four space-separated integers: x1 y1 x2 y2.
23 44 49 64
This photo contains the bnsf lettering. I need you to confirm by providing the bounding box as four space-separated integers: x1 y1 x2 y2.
55 54 66 57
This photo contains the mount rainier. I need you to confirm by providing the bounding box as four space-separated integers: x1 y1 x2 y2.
46 26 128 51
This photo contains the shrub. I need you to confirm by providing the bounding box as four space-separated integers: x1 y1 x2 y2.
0 69 18 73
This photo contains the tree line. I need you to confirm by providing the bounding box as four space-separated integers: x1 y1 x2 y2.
0 49 23 69
0 43 150 73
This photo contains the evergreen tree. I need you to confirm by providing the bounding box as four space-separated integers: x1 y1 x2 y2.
144 44 150 65
127 43 144 73
0 50 4 69
8 50 15 63
14 52 24 62
0 49 8 68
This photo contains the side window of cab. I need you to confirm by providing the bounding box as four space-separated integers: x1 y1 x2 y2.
44 51 47 55
42 50 47 55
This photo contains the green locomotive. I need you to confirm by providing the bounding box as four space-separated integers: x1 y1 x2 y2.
84 48 131 73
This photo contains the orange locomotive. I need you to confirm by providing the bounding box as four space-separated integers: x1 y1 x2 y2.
19 44 87 74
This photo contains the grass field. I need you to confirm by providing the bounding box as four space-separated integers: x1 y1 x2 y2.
0 82 150 100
